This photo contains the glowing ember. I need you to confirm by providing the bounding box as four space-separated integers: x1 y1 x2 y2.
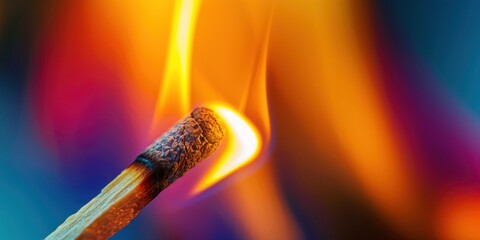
193 104 261 194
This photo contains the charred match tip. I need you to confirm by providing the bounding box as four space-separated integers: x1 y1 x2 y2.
136 107 225 189
191 107 225 145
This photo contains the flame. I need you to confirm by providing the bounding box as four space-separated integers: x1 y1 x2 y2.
193 104 261 194
151 0 201 128
191 5 273 194
146 0 267 195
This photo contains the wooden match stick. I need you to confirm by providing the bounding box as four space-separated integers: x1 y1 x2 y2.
46 107 225 240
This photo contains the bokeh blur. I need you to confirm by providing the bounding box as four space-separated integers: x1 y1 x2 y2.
2 0 480 239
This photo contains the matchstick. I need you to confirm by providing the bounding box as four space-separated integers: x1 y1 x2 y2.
46 107 225 240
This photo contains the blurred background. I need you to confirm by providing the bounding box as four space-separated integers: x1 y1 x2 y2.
2 0 480 239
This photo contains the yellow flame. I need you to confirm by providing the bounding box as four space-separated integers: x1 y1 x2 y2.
151 0 201 126
193 104 261 194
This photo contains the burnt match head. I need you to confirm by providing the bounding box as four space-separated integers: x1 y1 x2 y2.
137 107 225 188
191 107 225 145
